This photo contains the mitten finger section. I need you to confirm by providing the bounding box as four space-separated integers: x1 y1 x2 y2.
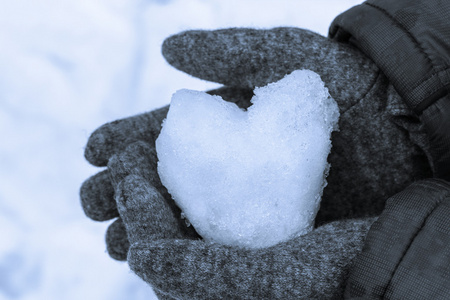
128 218 375 300
108 141 161 188
85 107 169 166
109 141 201 241
105 218 130 261
128 239 256 300
162 27 377 111
115 175 185 244
80 170 118 221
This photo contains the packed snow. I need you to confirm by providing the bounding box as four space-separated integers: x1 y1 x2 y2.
0 0 362 299
156 70 339 248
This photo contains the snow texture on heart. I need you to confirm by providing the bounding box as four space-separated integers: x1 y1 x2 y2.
156 70 339 248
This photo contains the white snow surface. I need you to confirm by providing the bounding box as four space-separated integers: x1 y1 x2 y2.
156 71 339 248
0 1 362 299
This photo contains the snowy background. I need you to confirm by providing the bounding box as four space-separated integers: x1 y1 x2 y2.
0 1 362 299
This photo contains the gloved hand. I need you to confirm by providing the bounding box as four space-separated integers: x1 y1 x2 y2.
80 27 433 298
110 140 377 299
80 86 254 260
111 142 450 299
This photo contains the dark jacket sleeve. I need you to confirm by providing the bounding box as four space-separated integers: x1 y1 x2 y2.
328 1 450 299
329 0 450 181
345 179 450 299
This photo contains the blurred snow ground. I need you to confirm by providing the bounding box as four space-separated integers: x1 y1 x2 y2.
0 1 362 299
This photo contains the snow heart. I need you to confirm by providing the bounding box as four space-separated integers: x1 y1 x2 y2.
155 70 339 248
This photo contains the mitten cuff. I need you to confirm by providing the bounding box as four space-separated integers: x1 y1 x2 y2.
345 179 450 299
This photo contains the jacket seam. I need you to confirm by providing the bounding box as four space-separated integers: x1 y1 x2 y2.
411 68 450 113
417 69 450 98
382 191 450 297
363 2 435 70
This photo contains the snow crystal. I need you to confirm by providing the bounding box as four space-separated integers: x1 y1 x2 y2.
156 70 339 248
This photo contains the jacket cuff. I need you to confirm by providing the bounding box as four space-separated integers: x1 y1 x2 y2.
345 179 450 299
329 0 450 180
329 1 450 114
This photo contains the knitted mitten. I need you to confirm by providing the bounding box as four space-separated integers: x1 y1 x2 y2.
110 140 377 299
80 87 253 260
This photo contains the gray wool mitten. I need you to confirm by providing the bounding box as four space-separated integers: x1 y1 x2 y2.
161 28 433 224
110 140 377 299
80 87 252 260
80 27 433 298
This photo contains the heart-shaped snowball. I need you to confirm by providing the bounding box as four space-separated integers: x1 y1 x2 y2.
155 70 339 248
